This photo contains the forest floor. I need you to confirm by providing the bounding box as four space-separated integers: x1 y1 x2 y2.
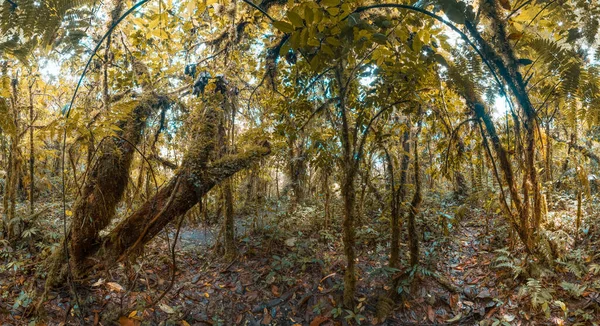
1 194 600 325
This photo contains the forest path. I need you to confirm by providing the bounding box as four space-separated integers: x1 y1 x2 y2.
428 216 501 323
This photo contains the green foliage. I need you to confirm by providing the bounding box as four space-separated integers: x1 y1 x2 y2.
0 0 93 61
493 248 526 279
518 278 554 316
560 281 586 297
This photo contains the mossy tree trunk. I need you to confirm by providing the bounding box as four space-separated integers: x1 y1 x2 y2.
407 116 422 267
47 95 170 284
46 104 270 288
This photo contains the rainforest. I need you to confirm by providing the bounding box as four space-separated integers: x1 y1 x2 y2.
1 0 600 324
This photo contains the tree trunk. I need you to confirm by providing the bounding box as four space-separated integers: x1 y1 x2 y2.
408 117 422 267
46 96 170 284
97 145 268 266
341 166 357 307
3 75 20 240
335 64 357 308
46 105 270 287
223 178 235 259
383 146 399 268
28 81 34 215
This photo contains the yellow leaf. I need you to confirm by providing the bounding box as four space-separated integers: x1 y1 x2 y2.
65 210 73 216
273 21 294 33
203 292 210 298
322 0 340 7
181 321 191 326
128 310 137 318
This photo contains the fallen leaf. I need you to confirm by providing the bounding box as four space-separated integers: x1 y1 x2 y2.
91 278 105 287
106 282 124 292
128 310 138 318
181 321 191 326
285 237 297 247
427 305 435 322
158 303 175 314
446 312 462 323
118 317 140 326
271 284 280 297
319 272 336 283
449 293 459 311
476 288 491 299
310 316 328 326
261 308 272 324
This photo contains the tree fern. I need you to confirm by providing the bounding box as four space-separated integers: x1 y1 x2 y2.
0 0 94 60
527 38 571 67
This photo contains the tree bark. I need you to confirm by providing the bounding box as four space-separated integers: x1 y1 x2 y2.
383 145 400 268
46 103 270 287
408 117 422 267
28 81 34 215
95 144 269 268
46 95 170 285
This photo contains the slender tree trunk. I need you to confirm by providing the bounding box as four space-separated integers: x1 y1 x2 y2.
323 171 331 229
335 64 357 308
341 166 357 307
28 81 34 215
223 178 235 258
408 117 423 267
4 75 20 240
383 146 399 268
545 121 552 183
575 189 582 244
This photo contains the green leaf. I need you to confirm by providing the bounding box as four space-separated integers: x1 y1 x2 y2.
304 7 315 24
444 7 465 25
326 37 341 46
327 7 340 16
372 33 388 45
321 44 334 55
273 21 295 33
322 0 340 7
287 11 304 28
307 37 320 47
434 53 449 67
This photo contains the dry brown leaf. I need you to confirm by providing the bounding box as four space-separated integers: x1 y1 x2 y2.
235 314 243 324
427 305 435 323
118 317 140 326
310 316 328 326
106 282 124 292
271 284 280 297
91 278 105 287
262 308 272 324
